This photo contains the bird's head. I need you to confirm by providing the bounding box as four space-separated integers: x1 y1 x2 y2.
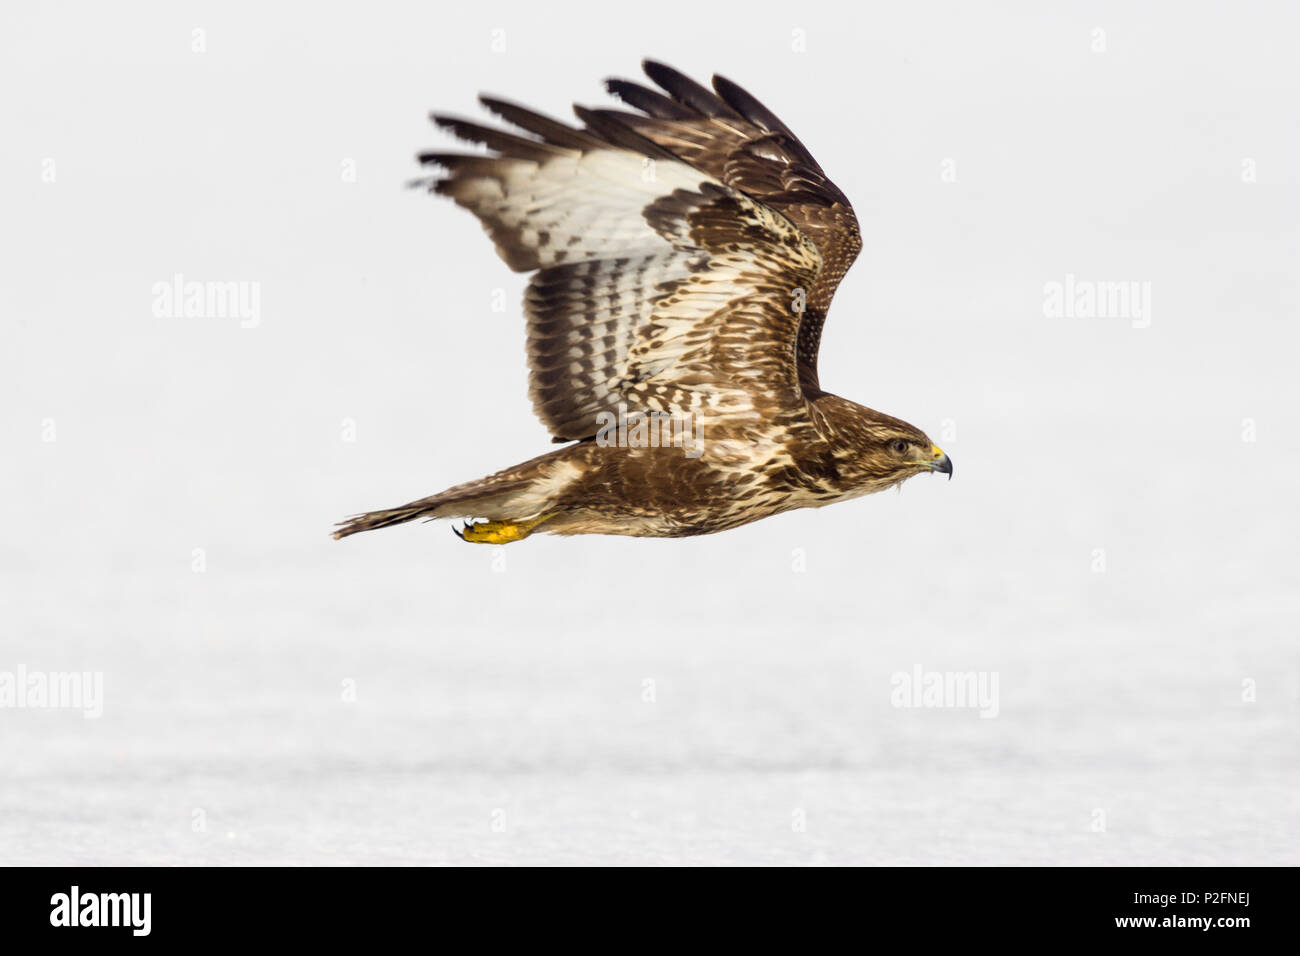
823 401 953 494
877 428 953 483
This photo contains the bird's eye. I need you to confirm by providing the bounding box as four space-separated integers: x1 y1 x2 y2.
891 439 908 455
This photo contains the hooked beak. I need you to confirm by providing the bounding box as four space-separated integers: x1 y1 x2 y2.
929 444 953 480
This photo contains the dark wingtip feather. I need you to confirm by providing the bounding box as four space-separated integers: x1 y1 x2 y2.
642 60 744 120
414 152 471 194
572 105 679 161
430 113 564 161
605 77 696 120
415 151 460 168
478 95 607 150
711 74 792 136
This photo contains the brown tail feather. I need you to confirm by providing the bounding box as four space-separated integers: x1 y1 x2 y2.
333 448 576 540
332 500 443 539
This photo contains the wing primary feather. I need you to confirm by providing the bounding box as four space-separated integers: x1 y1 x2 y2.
415 151 457 168
477 95 607 150
642 59 745 121
572 106 681 161
605 78 697 120
431 114 568 161
711 74 797 138
415 151 485 169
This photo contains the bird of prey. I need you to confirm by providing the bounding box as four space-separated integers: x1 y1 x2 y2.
335 60 952 544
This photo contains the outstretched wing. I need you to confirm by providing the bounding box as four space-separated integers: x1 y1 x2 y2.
422 106 822 442
595 61 862 391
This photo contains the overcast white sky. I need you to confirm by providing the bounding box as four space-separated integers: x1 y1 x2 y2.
1 0 1297 864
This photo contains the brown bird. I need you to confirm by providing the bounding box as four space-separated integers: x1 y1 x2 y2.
335 60 952 545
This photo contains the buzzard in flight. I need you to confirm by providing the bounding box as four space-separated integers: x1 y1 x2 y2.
335 61 952 544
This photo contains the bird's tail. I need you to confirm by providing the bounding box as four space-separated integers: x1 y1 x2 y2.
333 449 576 541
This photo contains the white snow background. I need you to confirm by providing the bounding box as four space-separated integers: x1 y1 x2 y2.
2 1 1297 865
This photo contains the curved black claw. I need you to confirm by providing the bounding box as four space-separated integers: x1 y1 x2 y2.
452 522 466 540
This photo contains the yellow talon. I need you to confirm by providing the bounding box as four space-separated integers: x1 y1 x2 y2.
456 514 552 544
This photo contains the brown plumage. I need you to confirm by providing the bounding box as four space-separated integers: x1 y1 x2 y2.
334 61 952 544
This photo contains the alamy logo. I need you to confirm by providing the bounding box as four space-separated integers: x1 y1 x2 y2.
1043 273 1151 328
151 273 261 328
890 664 1000 718
0 666 103 718
595 403 703 459
50 886 151 936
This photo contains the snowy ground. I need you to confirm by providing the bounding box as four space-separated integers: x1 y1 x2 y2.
2 2 1298 865
2 487 1296 866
